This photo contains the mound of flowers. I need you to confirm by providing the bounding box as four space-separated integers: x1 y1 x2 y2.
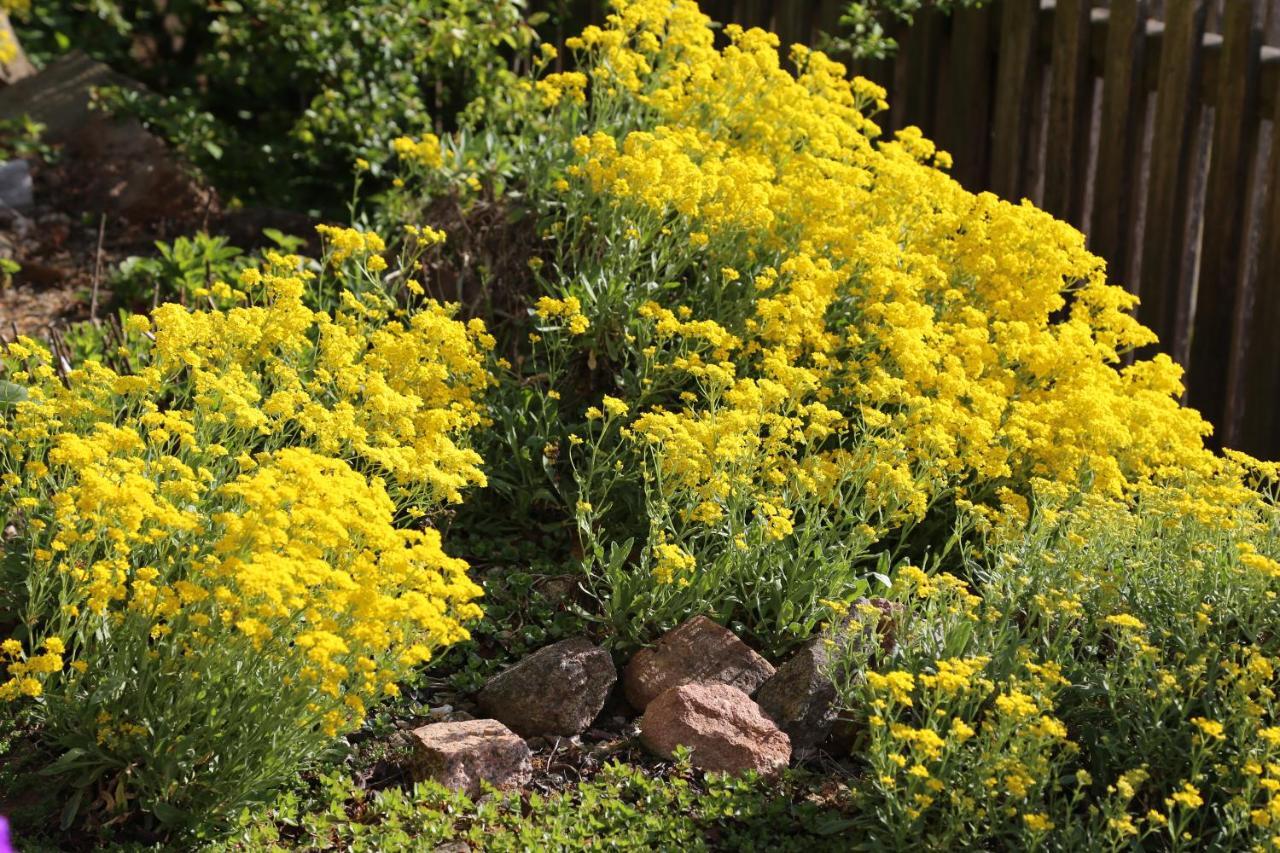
0 244 492 826
384 0 1268 650
380 0 1280 846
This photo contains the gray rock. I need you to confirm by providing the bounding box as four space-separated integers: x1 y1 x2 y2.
755 638 839 750
0 159 31 212
478 637 616 737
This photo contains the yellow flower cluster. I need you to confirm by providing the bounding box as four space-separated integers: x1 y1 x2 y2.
392 133 444 169
877 486 1280 846
534 295 591 335
561 0 1233 525
866 651 1072 828
0 638 62 700
316 223 387 268
149 253 492 501
537 71 589 108
0 241 491 732
0 29 17 66
651 541 696 584
404 223 448 247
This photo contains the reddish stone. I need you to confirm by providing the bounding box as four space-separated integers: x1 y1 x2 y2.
639 682 791 777
623 615 774 711
408 719 531 797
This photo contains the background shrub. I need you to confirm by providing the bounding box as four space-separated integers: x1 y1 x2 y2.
11 0 538 211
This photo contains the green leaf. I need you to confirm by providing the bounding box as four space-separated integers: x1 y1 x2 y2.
0 380 29 411
38 747 88 776
150 800 190 825
59 786 84 831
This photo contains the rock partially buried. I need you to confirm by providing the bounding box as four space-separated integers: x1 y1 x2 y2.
478 636 617 736
0 160 32 213
0 53 215 224
758 597 904 751
639 682 791 777
408 719 531 797
755 638 839 750
623 615 775 711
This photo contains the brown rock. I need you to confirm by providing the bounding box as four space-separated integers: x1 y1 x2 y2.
478 637 617 737
639 683 791 777
408 719 531 797
0 53 216 224
623 615 775 711
755 638 839 750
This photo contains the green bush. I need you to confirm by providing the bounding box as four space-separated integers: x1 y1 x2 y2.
13 0 538 210
825 1 989 60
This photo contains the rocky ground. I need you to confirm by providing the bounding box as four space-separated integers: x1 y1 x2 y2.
395 606 894 799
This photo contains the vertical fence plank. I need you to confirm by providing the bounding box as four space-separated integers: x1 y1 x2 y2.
705 1 748 33
1267 0 1280 44
810 0 844 45
1043 0 1093 224
991 0 1042 199
1187 0 1260 439
774 2 812 51
896 9 945 138
735 0 771 33
1137 0 1209 355
940 6 995 187
1090 0 1148 283
1236 106 1280 457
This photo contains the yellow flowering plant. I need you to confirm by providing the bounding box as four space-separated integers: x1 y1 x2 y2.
372 0 1279 662
825 471 1280 849
3 0 1278 843
360 3 1280 841
570 375 900 653
0 238 492 830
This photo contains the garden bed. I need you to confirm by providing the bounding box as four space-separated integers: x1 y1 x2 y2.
2 1 1280 850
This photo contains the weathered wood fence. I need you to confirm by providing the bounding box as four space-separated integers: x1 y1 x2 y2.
859 0 1280 460
545 0 1280 459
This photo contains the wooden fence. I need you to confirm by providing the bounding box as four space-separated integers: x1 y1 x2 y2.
857 0 1280 460
544 0 1280 459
